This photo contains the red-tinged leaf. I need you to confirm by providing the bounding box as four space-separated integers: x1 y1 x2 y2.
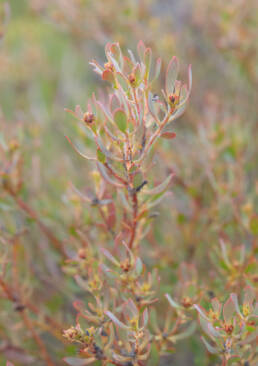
75 104 83 119
123 56 134 74
161 131 176 139
144 47 152 78
168 103 187 122
166 56 179 95
110 43 121 61
147 191 172 209
105 311 128 329
89 59 103 75
97 162 124 188
219 239 231 268
223 296 235 324
105 42 112 59
107 201 116 228
137 40 146 61
102 69 115 84
230 294 242 317
142 308 149 327
116 72 129 91
101 248 119 266
110 94 120 112
243 285 255 307
63 357 95 366
153 57 162 82
194 304 210 321
96 135 123 162
165 294 181 309
135 257 143 276
144 174 173 195
128 49 136 64
113 108 127 133
64 108 83 121
147 92 159 123
211 298 221 315
126 299 139 318
133 63 141 84
65 136 96 161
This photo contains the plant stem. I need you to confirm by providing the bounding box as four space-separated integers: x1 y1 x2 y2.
11 194 67 257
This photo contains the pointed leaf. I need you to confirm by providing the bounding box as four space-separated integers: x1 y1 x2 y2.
142 308 149 327
113 109 127 133
243 286 255 307
64 357 95 366
166 56 179 95
105 311 129 329
101 248 120 266
172 322 196 342
223 296 235 323
165 294 181 309
194 304 210 321
161 131 176 139
144 174 173 195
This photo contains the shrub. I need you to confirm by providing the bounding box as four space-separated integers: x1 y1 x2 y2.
0 36 257 366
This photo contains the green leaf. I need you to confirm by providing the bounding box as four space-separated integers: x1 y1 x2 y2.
113 108 127 133
144 174 173 195
147 343 160 366
165 294 181 309
250 215 258 235
63 357 95 365
97 149 106 163
166 56 179 95
116 72 129 92
105 311 128 329
223 296 235 323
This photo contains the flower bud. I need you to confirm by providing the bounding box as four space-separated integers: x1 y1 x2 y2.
104 61 114 72
128 73 136 87
168 94 180 108
83 112 95 124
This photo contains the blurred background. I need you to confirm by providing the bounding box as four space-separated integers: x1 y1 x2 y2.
0 0 257 365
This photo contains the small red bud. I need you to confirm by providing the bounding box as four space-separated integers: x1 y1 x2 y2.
168 94 180 106
83 112 95 124
128 73 136 86
78 248 86 259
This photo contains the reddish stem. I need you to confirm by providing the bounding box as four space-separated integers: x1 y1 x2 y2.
11 194 67 257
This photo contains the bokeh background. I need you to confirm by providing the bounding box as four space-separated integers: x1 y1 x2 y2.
0 0 257 365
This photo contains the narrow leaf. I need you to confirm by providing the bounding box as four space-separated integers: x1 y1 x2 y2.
144 174 173 195
113 109 127 133
165 294 181 309
64 357 95 366
166 56 179 95
223 296 235 324
105 311 128 329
